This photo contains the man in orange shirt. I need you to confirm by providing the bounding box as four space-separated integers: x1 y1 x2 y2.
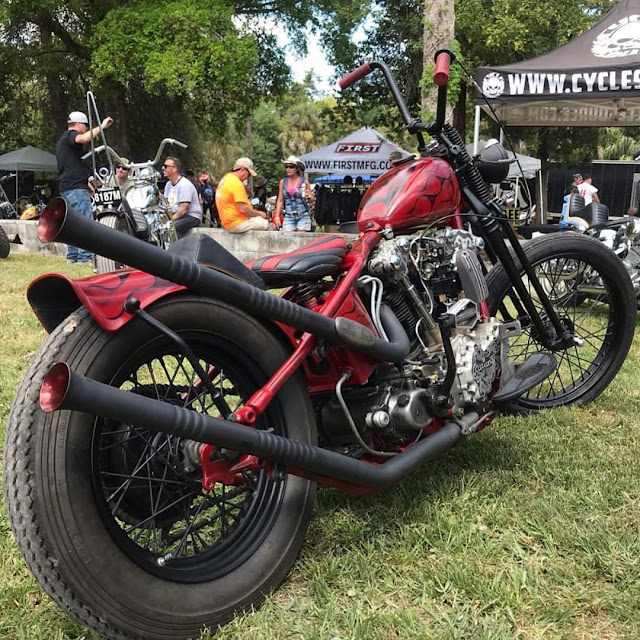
215 157 269 233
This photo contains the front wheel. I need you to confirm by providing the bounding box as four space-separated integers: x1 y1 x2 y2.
487 233 636 409
95 213 132 273
4 295 316 639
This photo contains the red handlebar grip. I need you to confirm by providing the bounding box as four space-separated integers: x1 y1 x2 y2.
433 52 451 87
338 63 373 89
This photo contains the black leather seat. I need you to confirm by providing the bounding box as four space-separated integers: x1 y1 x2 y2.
247 235 348 286
168 233 266 289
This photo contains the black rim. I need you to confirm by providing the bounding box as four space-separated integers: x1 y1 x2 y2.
91 332 286 583
495 253 618 407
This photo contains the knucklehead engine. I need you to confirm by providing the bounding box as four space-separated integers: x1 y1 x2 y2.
318 230 519 453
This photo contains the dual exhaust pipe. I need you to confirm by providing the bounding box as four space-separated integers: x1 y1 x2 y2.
41 362 469 490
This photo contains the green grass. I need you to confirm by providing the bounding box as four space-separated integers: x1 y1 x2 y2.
1 253 640 640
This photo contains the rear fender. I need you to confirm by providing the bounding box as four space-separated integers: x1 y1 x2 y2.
28 269 185 333
27 270 306 362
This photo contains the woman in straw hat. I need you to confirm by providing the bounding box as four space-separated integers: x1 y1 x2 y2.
274 155 315 231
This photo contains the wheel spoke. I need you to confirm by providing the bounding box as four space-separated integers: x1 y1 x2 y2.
94 339 283 577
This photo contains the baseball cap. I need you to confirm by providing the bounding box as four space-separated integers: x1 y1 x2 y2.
233 157 257 176
573 173 583 180
68 111 89 125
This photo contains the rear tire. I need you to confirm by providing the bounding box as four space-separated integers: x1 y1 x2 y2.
95 214 132 273
487 233 636 409
4 295 316 639
0 224 9 258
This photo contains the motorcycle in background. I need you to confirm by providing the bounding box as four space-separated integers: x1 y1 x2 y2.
0 173 18 219
519 191 640 306
85 138 184 273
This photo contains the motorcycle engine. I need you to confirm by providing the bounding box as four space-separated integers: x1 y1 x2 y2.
318 231 515 453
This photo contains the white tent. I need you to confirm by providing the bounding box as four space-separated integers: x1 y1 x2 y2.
299 127 413 176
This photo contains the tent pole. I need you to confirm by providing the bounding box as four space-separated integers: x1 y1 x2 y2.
15 171 18 207
539 170 544 224
473 106 481 155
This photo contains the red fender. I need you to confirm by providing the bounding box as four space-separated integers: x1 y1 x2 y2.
27 268 186 333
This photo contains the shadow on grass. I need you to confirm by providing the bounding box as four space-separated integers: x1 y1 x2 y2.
308 423 534 545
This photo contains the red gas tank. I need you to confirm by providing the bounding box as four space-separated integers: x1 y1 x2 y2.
357 157 460 233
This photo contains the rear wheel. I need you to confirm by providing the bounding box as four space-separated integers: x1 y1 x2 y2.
487 234 636 409
95 214 132 273
4 295 316 639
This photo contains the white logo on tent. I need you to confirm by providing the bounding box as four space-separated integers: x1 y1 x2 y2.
482 72 505 98
592 15 640 58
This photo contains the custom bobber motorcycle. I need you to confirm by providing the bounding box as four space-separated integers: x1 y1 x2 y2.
4 51 636 640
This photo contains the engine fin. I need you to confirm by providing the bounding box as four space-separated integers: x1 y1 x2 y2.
455 249 488 303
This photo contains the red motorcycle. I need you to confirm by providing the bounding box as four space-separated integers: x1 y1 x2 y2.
4 51 635 640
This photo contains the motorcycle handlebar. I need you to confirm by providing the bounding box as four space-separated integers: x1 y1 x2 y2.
83 137 188 169
338 63 373 89
433 49 452 87
150 138 188 164
0 173 16 184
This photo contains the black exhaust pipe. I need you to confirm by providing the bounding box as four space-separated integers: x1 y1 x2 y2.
40 198 409 363
41 363 469 490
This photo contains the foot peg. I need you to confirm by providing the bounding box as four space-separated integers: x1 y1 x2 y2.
492 352 557 405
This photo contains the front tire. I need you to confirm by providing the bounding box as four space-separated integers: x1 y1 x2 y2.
4 295 316 640
487 233 636 409
95 213 132 273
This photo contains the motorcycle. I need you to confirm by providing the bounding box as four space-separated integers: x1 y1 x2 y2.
4 51 636 640
85 138 184 273
519 192 640 305
0 172 18 219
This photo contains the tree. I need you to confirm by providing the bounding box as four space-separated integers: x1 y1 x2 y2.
422 0 455 120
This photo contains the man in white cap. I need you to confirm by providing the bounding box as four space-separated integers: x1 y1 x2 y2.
215 157 269 233
56 110 114 263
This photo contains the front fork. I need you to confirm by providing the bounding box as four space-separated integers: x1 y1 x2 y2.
464 188 576 351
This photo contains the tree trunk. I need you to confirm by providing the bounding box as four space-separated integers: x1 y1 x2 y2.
422 0 455 120
102 79 131 157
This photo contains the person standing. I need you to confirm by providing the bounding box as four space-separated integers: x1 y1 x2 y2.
215 157 269 233
162 156 202 237
274 156 314 232
198 170 217 226
577 174 600 205
254 176 268 207
56 110 113 263
564 173 583 196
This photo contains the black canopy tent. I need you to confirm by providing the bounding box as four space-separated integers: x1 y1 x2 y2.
0 145 58 203
474 0 640 130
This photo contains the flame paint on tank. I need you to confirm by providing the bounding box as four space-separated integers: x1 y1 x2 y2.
357 157 460 233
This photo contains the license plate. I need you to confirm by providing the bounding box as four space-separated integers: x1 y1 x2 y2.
93 188 122 207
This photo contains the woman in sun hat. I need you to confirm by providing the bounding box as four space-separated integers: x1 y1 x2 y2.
274 155 315 232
